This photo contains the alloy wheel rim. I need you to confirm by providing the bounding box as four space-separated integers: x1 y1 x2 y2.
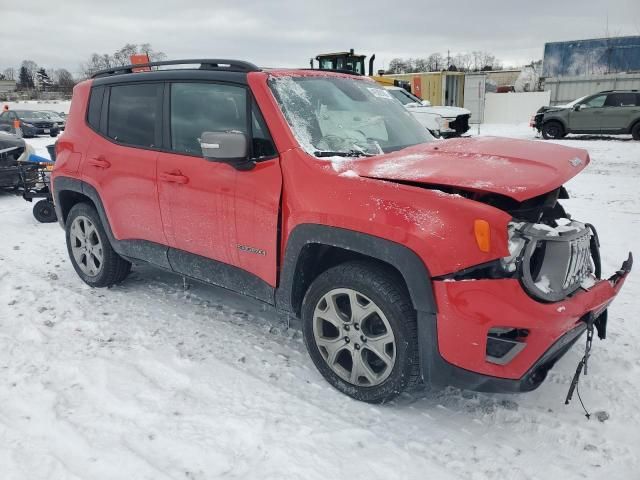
312 288 396 387
70 215 104 277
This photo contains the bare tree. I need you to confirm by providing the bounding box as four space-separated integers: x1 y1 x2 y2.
452 53 473 72
3 67 16 81
426 53 444 71
80 43 167 78
413 57 430 73
21 60 39 81
54 68 76 94
386 58 409 74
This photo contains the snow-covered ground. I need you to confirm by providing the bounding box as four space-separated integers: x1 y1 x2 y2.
0 126 638 479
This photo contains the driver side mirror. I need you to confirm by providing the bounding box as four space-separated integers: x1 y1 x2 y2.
573 104 584 111
200 131 254 170
421 100 431 107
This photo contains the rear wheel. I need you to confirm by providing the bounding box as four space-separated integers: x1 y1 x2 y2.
632 122 640 141
542 121 565 139
302 261 420 403
32 200 57 223
65 203 131 287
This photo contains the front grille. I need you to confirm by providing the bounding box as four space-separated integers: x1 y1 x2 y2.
518 221 595 302
34 122 53 128
449 114 470 134
564 234 592 289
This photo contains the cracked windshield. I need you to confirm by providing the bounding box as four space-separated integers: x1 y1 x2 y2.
270 76 434 157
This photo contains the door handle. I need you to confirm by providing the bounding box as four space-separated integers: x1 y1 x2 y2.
160 172 189 184
88 156 111 168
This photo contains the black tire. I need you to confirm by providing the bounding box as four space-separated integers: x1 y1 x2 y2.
32 200 57 223
301 261 420 403
50 131 58 137
65 202 131 287
632 122 640 141
542 121 565 139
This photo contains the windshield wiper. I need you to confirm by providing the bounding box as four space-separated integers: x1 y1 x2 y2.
314 150 375 158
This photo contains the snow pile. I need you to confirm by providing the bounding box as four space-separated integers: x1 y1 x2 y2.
1 129 639 479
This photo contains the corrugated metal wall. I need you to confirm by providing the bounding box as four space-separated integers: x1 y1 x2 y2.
543 36 640 77
544 73 640 105
463 73 486 123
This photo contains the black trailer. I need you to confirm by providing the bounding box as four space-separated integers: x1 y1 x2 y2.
0 133 57 223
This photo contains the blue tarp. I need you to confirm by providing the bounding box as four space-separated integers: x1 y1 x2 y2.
25 153 54 164
543 36 640 77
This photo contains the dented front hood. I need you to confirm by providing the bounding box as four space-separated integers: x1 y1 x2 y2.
351 137 590 201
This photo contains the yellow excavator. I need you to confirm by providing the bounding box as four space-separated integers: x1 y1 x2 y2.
310 49 411 91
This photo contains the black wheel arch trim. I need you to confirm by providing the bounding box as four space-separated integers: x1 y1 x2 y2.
53 176 172 269
543 118 567 132
275 223 437 317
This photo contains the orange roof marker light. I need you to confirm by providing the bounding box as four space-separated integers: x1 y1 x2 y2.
130 54 151 72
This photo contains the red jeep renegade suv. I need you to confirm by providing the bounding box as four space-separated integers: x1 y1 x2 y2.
51 59 632 403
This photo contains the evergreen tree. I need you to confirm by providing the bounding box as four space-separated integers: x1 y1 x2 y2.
18 66 34 90
35 68 53 90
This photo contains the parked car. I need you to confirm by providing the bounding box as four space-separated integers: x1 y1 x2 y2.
0 131 37 189
51 60 631 403
533 90 640 140
0 110 60 137
40 110 66 131
385 86 472 137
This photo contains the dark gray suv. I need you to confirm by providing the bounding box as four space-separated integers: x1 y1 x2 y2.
534 90 640 140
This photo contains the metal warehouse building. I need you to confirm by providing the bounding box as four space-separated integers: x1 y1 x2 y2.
543 35 640 77
0 80 17 94
542 35 640 105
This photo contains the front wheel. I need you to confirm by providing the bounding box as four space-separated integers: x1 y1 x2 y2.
50 131 58 137
632 122 640 141
65 202 131 287
542 121 565 139
302 261 421 403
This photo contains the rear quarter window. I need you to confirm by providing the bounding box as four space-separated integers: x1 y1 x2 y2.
605 93 638 107
87 86 105 130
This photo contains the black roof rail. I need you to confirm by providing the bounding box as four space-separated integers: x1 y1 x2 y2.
598 89 639 93
91 59 261 78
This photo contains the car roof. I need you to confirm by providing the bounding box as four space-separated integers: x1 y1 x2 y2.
597 89 639 93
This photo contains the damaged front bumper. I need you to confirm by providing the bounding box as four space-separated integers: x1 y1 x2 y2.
422 253 630 392
421 215 632 393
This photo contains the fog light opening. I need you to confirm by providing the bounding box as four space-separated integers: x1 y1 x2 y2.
486 327 528 365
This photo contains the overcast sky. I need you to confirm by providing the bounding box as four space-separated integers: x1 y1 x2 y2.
2 0 639 76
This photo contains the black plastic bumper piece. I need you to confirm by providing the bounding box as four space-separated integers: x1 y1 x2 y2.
417 311 588 393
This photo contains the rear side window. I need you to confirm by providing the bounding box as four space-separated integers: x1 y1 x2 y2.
108 83 162 147
87 86 104 130
170 82 247 155
604 93 638 107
